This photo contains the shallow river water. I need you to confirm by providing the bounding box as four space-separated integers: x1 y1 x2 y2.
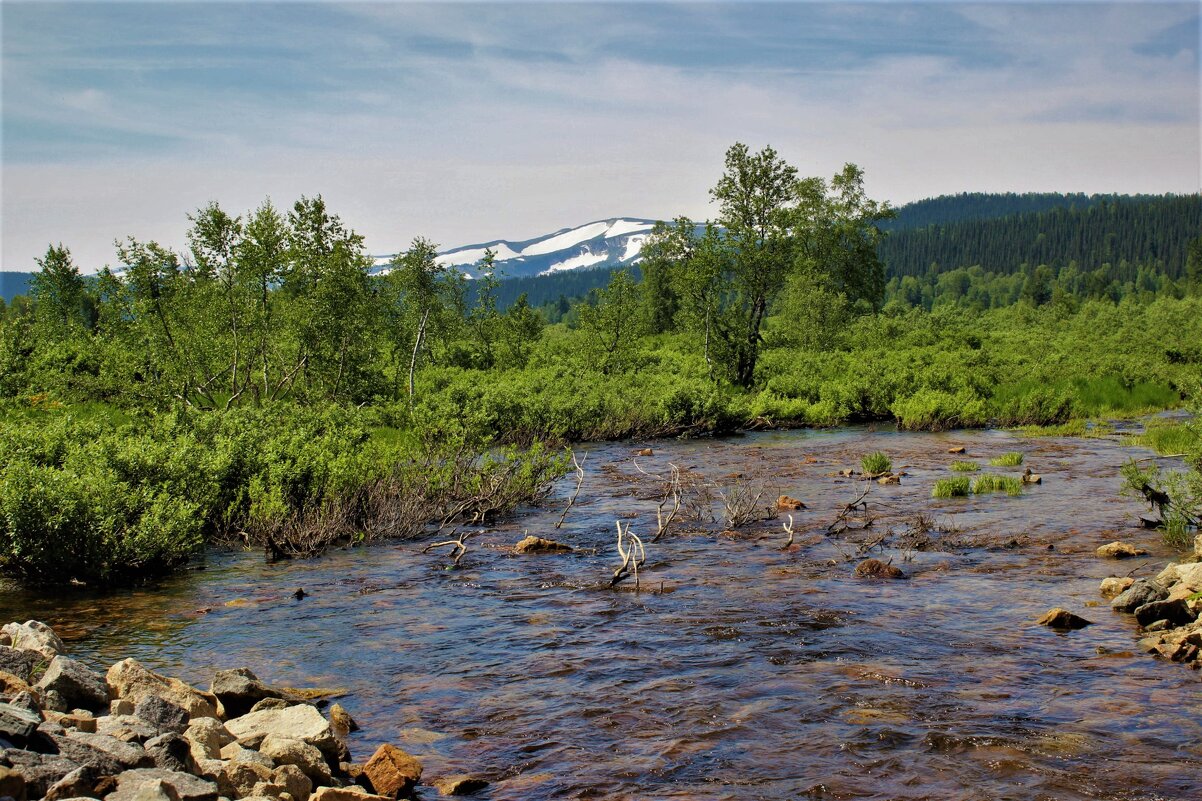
4 428 1201 800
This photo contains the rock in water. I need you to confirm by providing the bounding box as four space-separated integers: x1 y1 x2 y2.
1111 579 1169 612
330 703 358 734
1096 541 1147 559
1037 608 1092 629
947 446 966 454
854 559 906 579
433 775 489 796
210 667 281 718
363 744 423 798
776 495 806 511
513 535 573 554
1133 599 1196 628
1098 576 1135 599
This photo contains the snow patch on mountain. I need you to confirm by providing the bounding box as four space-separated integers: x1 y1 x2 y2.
436 243 520 267
520 221 611 257
541 249 610 275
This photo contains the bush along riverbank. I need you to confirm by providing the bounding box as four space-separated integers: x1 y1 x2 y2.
0 621 483 800
1092 534 1202 671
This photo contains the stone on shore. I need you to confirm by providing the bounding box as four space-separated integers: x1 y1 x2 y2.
1 620 66 659
106 659 219 720
1037 608 1092 630
145 732 193 773
1099 576 1135 599
272 763 314 801
2 750 80 798
225 704 337 758
43 764 103 801
219 760 276 798
0 701 42 743
363 744 422 798
1134 598 1196 628
776 495 805 511
35 656 110 711
1096 541 1147 559
210 668 282 718
184 717 235 760
105 768 219 801
135 694 190 734
513 536 573 554
311 788 393 801
0 765 26 801
1111 579 1168 613
433 775 489 796
0 646 37 682
260 734 332 783
97 714 161 743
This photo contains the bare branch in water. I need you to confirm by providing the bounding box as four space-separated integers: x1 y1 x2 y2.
555 451 588 529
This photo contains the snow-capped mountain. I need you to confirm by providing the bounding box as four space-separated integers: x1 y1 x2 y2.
373 217 659 279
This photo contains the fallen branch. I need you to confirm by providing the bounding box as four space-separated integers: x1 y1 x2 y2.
555 451 588 529
609 520 647 590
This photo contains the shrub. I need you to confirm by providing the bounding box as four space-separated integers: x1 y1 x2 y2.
950 460 979 471
892 389 988 431
932 477 971 498
861 451 892 475
990 451 1024 466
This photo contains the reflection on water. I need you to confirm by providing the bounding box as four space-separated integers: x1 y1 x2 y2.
5 428 1201 800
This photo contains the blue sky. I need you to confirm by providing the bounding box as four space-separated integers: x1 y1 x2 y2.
2 1 1199 271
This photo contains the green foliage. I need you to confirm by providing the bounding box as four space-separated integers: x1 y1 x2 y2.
950 460 980 471
971 474 1024 496
989 452 1025 467
1130 420 1199 456
861 451 892 475
932 477 971 498
1121 459 1199 550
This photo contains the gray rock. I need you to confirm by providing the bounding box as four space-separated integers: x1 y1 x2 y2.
43 763 102 801
36 657 109 712
260 734 331 783
105 768 219 801
0 646 37 683
225 705 336 759
0 621 66 660
7 691 41 716
135 695 189 734
0 701 41 743
96 714 161 743
1134 598 1197 627
210 669 281 718
145 732 192 773
1111 578 1168 613
44 688 70 712
250 698 292 713
3 749 80 797
51 730 151 776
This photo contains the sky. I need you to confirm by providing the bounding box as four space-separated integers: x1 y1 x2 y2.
1 1 1199 272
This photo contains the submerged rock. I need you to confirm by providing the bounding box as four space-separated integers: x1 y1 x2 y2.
776 495 806 511
433 774 489 796
1096 541 1147 559
363 744 422 798
513 535 573 554
1037 608 1092 630
853 559 905 579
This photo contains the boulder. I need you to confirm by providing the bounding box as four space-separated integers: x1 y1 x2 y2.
432 775 489 796
97 714 161 743
104 768 219 801
53 730 152 774
1111 579 1168 613
329 704 358 734
2 750 80 798
111 698 136 716
1172 562 1202 593
1036 608 1092 630
363 744 422 798
1096 541 1147 559
106 659 218 720
35 656 109 711
43 689 70 712
1 621 66 660
1196 532 1202 559
853 559 905 579
0 702 41 744
43 764 102 801
251 698 294 713
776 495 806 511
1099 576 1135 600
184 718 234 760
145 732 192 773
513 536 573 554
210 668 282 718
260 735 331 783
0 764 26 801
0 647 37 683
220 741 275 768
135 695 190 734
311 789 392 801
219 760 275 799
272 764 313 801
1134 598 1196 628
225 704 336 758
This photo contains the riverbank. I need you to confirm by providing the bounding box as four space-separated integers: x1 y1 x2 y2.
0 620 483 800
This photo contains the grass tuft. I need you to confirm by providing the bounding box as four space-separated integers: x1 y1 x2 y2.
989 451 1024 467
950 460 980 472
971 474 1024 496
861 451 892 475
932 477 972 498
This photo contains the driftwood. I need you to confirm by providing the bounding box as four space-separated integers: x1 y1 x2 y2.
609 520 647 590
423 529 472 567
555 451 588 529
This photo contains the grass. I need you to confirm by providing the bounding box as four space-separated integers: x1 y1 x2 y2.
932 477 972 498
1130 421 1198 456
1015 419 1115 438
950 460 980 472
971 474 1024 496
989 451 1024 467
861 451 892 475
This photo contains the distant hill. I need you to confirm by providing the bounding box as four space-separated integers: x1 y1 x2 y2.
880 192 1131 230
0 272 33 302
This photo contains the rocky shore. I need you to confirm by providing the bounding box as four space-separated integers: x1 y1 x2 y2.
0 622 484 801
1098 533 1202 671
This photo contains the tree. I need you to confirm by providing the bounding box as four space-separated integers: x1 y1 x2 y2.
386 237 446 402
577 268 645 374
31 244 90 335
468 249 502 367
500 293 543 369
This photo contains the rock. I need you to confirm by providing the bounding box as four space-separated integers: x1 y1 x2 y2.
775 495 806 511
947 446 966 454
44 689 70 712
135 695 190 734
210 669 282 719
97 714 161 743
259 735 331 784
272 764 313 801
512 536 572 554
0 764 27 801
184 718 234 760
432 775 489 796
329 704 357 735
225 704 336 759
57 711 98 734
837 468 855 478
1096 541 1147 559
145 732 193 773
1 621 66 660
0 647 37 683
43 764 102 801
36 656 110 712
1111 579 1169 612
1036 608 1092 630
853 559 905 579
0 702 42 744
220 741 275 768
3 750 80 798
362 744 422 798
635 448 653 457
106 659 219 721
1134 598 1196 628
112 698 136 716
311 789 392 801
1021 469 1042 485
251 698 293 713
1099 576 1135 599
877 474 900 485
105 768 219 801
1172 562 1202 593
54 730 152 774
1144 619 1173 633
219 760 275 799
1155 640 1200 663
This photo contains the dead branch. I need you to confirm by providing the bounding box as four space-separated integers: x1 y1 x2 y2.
555 451 588 529
610 520 647 590
423 528 471 567
780 514 795 550
650 464 683 543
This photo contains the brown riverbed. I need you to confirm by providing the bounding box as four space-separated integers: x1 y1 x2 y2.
4 427 1200 800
